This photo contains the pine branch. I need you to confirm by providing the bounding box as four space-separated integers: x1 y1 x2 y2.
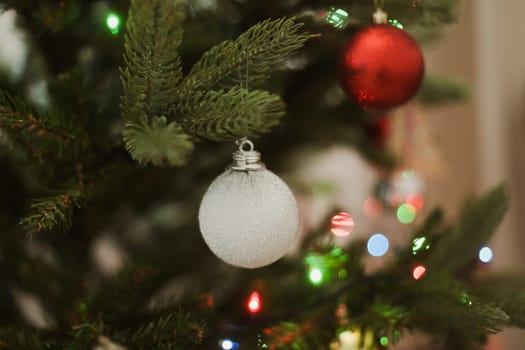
405 278 509 348
178 17 313 94
19 163 125 233
427 185 508 273
120 4 313 165
87 263 160 324
0 326 51 350
120 0 193 167
0 91 81 158
418 76 468 105
20 190 83 233
378 0 460 28
475 284 525 328
177 87 285 141
122 117 193 166
114 312 206 350
120 0 185 123
487 292 525 328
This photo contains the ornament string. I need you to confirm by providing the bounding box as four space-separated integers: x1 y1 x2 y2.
241 37 250 139
373 0 386 10
234 33 258 170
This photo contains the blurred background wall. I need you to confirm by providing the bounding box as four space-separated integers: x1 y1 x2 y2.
425 0 525 348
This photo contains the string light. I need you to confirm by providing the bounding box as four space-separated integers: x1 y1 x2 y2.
325 7 350 29
405 193 424 212
412 236 430 255
397 203 417 224
364 197 383 217
247 291 261 314
330 212 354 237
309 267 323 285
380 336 389 346
304 247 348 285
367 233 389 257
220 339 239 350
412 265 426 280
460 293 473 306
402 170 415 179
478 246 493 264
388 19 404 29
105 12 122 35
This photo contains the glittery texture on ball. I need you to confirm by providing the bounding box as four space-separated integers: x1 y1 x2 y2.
198 169 299 269
340 24 424 110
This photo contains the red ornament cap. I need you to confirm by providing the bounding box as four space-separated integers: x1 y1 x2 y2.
340 25 424 110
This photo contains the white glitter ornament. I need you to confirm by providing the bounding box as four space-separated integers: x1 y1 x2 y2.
198 139 299 269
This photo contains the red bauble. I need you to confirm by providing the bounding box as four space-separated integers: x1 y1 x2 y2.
340 25 424 110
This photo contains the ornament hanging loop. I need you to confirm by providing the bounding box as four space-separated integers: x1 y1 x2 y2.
231 138 265 171
237 138 254 152
372 0 388 24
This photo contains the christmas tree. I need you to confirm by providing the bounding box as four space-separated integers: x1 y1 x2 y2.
0 0 523 349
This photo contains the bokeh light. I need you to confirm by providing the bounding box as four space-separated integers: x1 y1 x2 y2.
220 339 239 350
106 12 121 35
367 233 389 257
380 336 389 346
402 170 415 179
325 7 350 29
364 197 384 218
309 268 323 285
478 246 493 264
405 193 424 212
460 293 473 306
397 203 417 224
412 236 430 255
247 291 261 314
330 212 354 237
412 265 426 280
388 19 404 29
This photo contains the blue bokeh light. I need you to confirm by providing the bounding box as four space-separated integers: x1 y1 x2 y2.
367 233 389 257
478 246 493 264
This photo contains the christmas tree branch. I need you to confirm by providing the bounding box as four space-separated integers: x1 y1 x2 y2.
179 17 314 94
0 326 44 350
418 75 468 105
112 312 206 350
120 0 192 167
122 117 193 166
0 91 81 158
121 0 185 123
428 185 508 273
177 87 285 141
19 187 85 233
19 163 124 233
346 0 460 29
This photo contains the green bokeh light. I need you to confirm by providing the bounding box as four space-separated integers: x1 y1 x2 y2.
380 336 389 346
106 12 121 34
309 268 323 285
325 7 350 29
388 18 404 29
412 236 430 255
460 293 473 306
397 203 417 224
401 169 414 179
